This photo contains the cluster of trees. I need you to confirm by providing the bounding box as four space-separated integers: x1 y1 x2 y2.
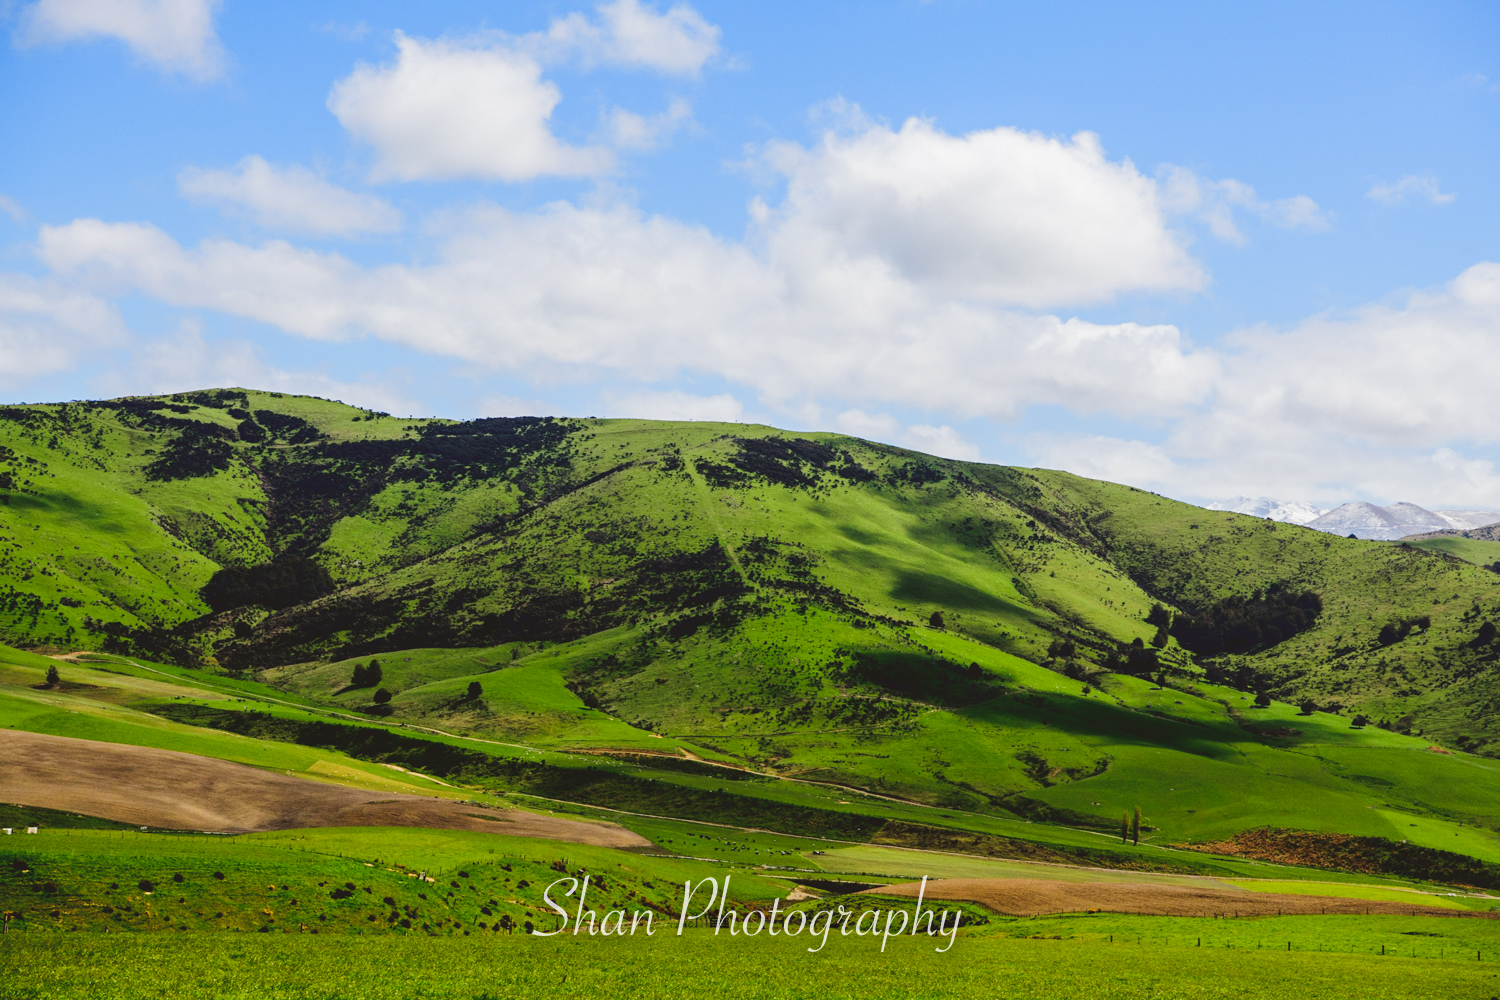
1377 615 1431 646
350 660 382 687
1104 638 1159 676
201 557 335 612
1170 586 1323 655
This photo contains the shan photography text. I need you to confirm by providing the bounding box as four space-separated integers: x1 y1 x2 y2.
534 875 960 952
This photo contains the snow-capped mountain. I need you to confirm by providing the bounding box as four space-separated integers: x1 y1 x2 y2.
1303 502 1500 540
1205 496 1325 524
1202 498 1500 539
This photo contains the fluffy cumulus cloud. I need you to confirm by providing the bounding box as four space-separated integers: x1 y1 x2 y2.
17 0 224 80
36 198 1216 422
539 0 720 74
0 271 125 380
760 120 1205 308
178 157 403 236
1031 262 1500 506
44 105 1489 504
329 33 613 183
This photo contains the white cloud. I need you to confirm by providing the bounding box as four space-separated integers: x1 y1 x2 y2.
328 33 613 183
38 202 1217 423
605 389 745 422
902 424 980 461
178 156 403 237
834 409 900 440
605 97 692 151
1159 166 1332 244
97 320 423 415
18 0 224 80
1028 435 1178 488
1024 262 1500 507
539 0 720 74
0 196 26 224
0 271 125 380
759 118 1205 308
1367 175 1455 206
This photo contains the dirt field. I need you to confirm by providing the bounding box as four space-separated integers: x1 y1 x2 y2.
0 729 651 848
867 878 1485 918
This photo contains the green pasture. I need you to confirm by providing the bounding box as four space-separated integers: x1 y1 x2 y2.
3 919 1499 999
1403 536 1500 569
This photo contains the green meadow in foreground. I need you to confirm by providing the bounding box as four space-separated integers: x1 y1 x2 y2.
5 920 1500 1000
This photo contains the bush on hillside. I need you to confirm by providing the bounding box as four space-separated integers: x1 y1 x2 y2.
373 688 392 704
200 557 334 612
1378 615 1431 646
466 681 483 700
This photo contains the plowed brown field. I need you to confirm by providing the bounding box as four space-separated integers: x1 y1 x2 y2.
868 878 1487 918
0 729 650 848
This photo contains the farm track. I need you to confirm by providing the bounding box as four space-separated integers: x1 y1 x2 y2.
0 728 651 848
869 877 1500 919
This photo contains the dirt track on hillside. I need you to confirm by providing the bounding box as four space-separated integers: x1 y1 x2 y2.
867 878 1488 918
0 729 651 847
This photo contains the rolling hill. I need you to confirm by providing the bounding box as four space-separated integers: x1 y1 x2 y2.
3 388 1500 860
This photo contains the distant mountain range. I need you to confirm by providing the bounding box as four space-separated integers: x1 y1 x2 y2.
1206 497 1500 541
1206 497 1324 524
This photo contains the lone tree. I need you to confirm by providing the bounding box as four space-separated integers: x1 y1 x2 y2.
1151 625 1169 649
1298 698 1318 716
45 665 59 686
373 688 392 704
1254 691 1272 708
928 611 945 629
466 681 482 700
1120 811 1129 844
1131 806 1141 846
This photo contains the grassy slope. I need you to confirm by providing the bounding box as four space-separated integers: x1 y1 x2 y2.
3 391 1500 877
1406 536 1500 569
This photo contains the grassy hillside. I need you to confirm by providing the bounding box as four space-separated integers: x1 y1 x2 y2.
4 388 1500 869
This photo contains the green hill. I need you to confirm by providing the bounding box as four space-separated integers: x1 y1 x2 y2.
3 388 1500 860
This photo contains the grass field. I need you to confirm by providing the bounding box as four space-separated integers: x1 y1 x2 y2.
3 919 1499 1000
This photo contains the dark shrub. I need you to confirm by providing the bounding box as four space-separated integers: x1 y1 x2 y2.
373 688 392 704
201 557 334 612
466 681 482 700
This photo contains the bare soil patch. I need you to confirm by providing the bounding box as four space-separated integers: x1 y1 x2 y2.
867 878 1488 918
0 729 651 848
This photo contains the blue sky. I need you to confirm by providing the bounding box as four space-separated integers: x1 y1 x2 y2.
2 1 1499 509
